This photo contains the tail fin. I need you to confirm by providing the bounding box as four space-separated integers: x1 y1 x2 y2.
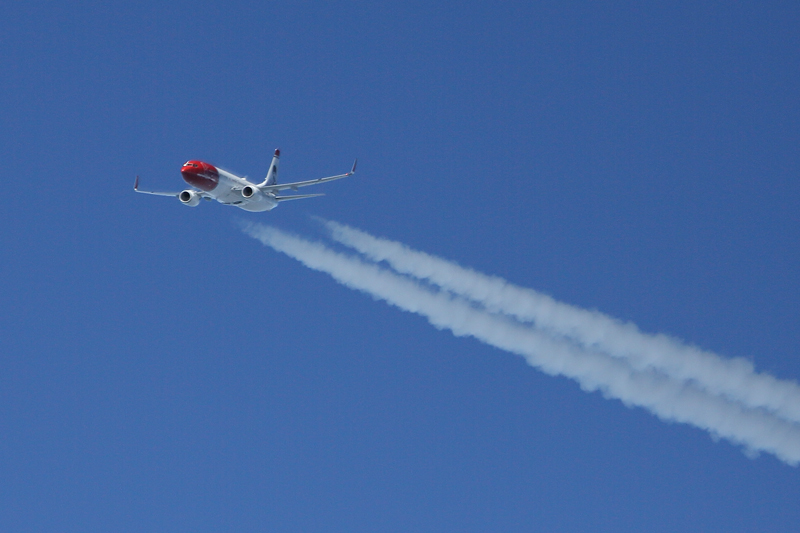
260 148 280 186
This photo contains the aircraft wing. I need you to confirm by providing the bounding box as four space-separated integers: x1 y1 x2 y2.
133 175 181 197
262 159 357 193
133 175 213 199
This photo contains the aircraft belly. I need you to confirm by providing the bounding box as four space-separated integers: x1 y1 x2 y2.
213 188 244 204
212 174 245 204
210 175 278 211
239 196 278 212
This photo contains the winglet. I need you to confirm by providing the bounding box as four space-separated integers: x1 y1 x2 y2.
134 175 139 191
348 159 358 175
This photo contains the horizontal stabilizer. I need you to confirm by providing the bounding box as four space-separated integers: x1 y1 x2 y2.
275 193 325 202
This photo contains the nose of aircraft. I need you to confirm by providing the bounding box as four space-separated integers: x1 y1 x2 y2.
180 161 219 191
181 162 199 179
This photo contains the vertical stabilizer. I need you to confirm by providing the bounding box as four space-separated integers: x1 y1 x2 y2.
261 148 280 186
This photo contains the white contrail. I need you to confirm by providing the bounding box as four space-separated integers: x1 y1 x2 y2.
243 222 800 466
323 220 800 425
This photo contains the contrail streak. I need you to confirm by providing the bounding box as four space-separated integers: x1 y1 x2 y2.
243 222 800 465
323 220 800 425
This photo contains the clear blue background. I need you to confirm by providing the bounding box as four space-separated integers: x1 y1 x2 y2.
2 1 799 531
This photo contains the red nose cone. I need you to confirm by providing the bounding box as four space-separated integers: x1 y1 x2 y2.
274 149 280 157
180 160 219 191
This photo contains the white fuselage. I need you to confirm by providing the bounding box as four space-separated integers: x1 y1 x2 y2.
181 160 278 212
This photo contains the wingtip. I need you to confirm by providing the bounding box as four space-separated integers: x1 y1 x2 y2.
134 175 139 190
350 158 358 175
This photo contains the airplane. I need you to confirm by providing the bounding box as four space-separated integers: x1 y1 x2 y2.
134 149 357 212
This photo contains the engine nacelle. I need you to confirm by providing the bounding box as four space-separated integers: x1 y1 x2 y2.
242 185 258 199
239 184 277 212
179 189 202 207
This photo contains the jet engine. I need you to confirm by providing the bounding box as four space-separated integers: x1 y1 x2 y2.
242 185 259 199
179 189 202 207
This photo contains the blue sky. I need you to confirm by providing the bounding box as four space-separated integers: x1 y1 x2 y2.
2 1 799 531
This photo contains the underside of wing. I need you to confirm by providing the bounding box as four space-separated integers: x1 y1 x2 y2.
133 175 181 197
134 189 181 197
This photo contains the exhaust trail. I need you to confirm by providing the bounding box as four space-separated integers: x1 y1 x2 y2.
323 220 800 425
243 222 800 466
